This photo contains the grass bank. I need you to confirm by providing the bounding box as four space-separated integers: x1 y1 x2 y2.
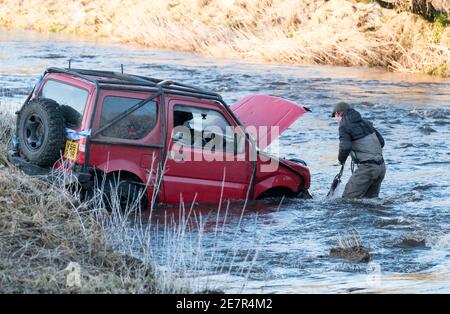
0 106 158 293
0 170 156 293
0 128 157 292
0 0 449 76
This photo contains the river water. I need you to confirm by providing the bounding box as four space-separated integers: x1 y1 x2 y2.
1 30 449 293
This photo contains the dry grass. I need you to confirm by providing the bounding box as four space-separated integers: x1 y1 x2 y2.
0 104 15 166
0 105 155 293
329 229 370 262
0 0 448 76
0 143 158 293
0 168 159 293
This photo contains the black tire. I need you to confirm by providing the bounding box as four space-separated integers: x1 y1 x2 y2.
103 175 148 213
17 98 66 166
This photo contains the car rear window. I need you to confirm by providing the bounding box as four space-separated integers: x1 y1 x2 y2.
40 79 89 129
99 96 157 140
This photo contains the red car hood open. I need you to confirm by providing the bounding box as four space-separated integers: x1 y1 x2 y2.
231 95 307 149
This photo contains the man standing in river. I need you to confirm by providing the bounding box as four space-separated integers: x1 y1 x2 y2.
332 102 386 198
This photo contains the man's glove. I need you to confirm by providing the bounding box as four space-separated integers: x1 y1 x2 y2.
338 156 346 165
338 150 349 165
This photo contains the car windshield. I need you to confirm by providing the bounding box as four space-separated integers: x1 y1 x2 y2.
40 79 89 129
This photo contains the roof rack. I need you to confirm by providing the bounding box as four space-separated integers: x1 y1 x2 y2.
45 67 223 101
44 67 246 141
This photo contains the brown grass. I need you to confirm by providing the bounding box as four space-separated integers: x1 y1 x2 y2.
0 0 448 76
0 108 14 166
0 109 156 292
0 165 157 293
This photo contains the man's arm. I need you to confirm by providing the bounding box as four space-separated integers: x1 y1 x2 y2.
338 124 352 164
374 129 385 148
366 119 384 148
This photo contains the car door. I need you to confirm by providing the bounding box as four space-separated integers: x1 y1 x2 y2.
88 90 163 204
162 98 252 204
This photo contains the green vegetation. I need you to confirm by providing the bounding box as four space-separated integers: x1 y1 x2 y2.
432 14 449 44
424 63 449 76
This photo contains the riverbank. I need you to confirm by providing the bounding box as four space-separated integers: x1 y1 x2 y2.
0 115 156 293
0 0 448 77
0 170 154 293
0 144 157 293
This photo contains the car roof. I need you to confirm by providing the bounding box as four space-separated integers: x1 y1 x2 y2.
45 67 223 102
43 67 251 129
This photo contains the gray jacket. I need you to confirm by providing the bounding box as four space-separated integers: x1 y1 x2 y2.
338 109 384 164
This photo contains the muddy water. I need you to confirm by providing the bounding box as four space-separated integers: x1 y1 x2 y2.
1 30 450 293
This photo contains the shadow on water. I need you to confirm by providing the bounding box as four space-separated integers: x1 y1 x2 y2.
1 29 450 293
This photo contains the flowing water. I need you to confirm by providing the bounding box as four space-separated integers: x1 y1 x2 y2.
1 30 450 293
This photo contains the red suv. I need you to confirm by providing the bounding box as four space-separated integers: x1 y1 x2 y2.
9 68 311 208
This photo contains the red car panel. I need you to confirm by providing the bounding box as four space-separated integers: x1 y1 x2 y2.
87 89 164 202
231 95 307 149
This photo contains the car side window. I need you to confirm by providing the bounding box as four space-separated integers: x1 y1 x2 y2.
100 96 157 140
173 105 244 153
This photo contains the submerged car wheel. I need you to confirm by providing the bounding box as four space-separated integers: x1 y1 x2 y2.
17 98 66 166
102 175 148 213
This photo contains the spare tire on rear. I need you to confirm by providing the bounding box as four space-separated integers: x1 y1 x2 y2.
17 98 66 167
59 104 82 129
